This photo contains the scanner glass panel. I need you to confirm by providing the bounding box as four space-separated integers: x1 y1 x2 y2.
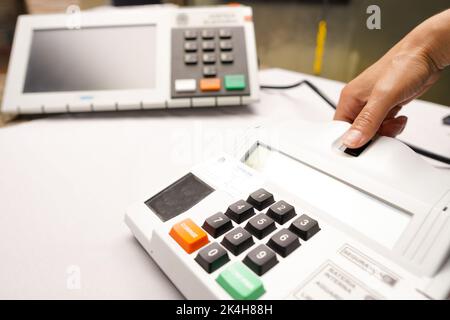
244 143 411 249
23 25 157 93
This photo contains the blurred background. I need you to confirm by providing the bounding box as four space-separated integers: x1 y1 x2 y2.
0 0 449 107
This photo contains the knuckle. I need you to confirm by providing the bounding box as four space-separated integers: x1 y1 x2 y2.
354 109 379 131
340 85 357 101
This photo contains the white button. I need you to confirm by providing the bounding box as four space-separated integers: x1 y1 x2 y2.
175 79 196 93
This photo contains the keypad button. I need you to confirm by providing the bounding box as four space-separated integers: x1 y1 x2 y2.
202 212 233 238
244 213 276 240
289 214 320 240
195 242 230 273
220 52 234 63
225 199 255 223
175 79 196 93
267 200 296 225
219 40 233 51
267 229 300 257
203 66 217 77
224 74 246 91
169 218 209 254
216 262 265 300
184 30 198 40
184 53 198 65
202 41 216 51
184 41 198 52
201 29 215 39
221 227 254 256
243 244 278 276
219 29 232 39
246 188 275 211
202 53 216 64
200 78 221 92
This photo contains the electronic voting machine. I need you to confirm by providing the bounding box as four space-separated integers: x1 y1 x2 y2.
1 5 259 114
125 120 450 300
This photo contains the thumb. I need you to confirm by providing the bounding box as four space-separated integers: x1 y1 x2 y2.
340 52 436 148
341 94 398 148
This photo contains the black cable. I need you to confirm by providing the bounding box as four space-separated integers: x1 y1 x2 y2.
260 80 450 165
261 80 337 110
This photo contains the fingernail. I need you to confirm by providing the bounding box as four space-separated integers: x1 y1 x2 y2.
342 129 363 147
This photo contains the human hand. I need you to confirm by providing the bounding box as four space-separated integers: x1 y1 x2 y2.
335 9 450 148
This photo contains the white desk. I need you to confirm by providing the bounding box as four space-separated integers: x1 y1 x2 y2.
0 68 448 299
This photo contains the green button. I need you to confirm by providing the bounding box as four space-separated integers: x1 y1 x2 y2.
224 74 246 91
216 262 265 300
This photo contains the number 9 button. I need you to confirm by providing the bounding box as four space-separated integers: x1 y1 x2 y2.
243 244 278 276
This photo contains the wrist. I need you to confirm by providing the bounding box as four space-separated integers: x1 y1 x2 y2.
416 9 450 69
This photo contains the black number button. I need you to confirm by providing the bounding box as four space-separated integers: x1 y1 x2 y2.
202 212 233 238
289 214 320 240
246 188 275 211
244 213 276 239
219 29 232 39
202 53 216 64
243 244 278 276
184 30 197 40
267 229 300 257
267 200 296 224
184 53 198 65
221 227 254 256
225 200 255 223
202 41 216 51
195 242 230 273
219 40 233 51
201 29 215 39
203 66 217 77
220 52 234 64
184 41 198 52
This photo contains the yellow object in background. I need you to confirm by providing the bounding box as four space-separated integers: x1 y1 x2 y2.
313 20 327 75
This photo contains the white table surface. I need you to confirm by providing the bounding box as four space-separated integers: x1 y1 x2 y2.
0 68 449 299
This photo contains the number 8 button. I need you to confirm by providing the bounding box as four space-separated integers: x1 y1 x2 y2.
221 227 254 256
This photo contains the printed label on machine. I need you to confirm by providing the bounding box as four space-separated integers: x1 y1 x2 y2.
339 244 399 287
294 261 383 300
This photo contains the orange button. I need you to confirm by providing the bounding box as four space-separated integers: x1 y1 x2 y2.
200 78 221 92
169 218 209 254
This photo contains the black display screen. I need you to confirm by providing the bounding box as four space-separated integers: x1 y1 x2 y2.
145 173 214 222
23 25 157 93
